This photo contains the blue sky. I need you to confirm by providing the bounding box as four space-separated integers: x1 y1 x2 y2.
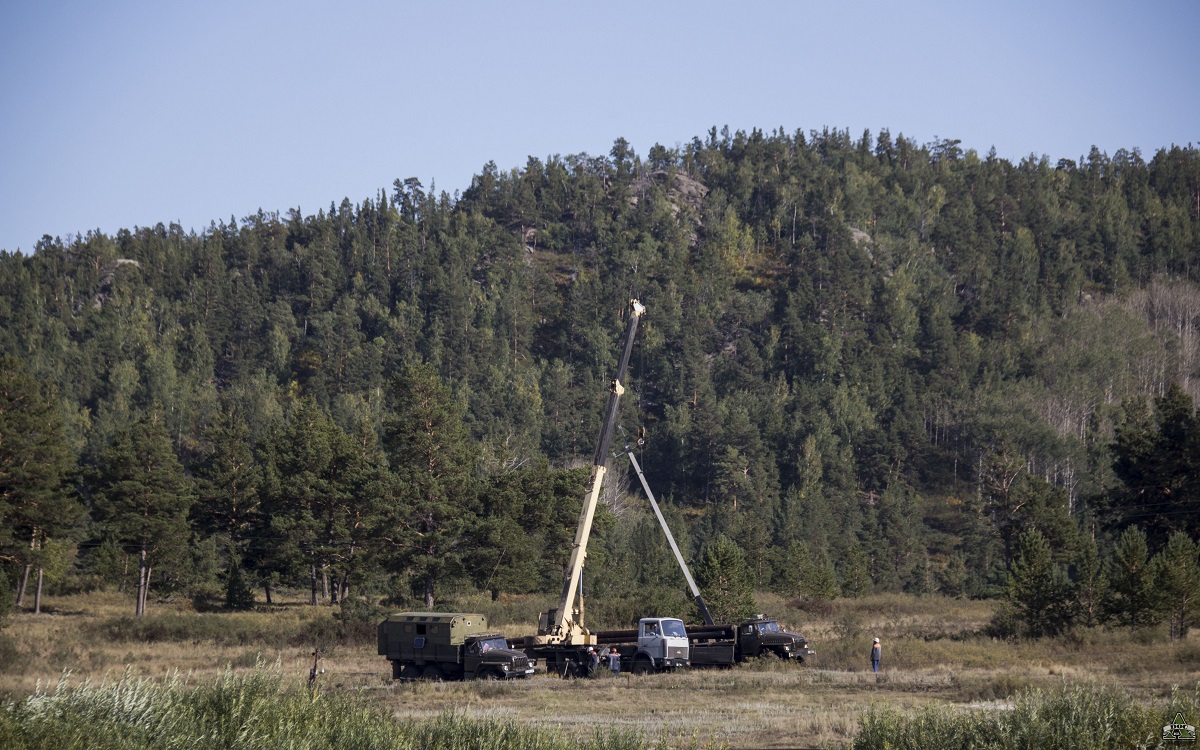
1 0 1196 254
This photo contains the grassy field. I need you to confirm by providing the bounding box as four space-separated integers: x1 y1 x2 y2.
2 590 1198 748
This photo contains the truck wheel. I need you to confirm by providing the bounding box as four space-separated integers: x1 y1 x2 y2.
399 664 421 680
421 665 445 681
391 661 403 680
631 657 652 675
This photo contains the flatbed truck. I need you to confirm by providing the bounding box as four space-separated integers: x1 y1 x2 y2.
688 614 814 666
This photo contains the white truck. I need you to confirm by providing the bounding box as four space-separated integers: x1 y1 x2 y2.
592 616 691 675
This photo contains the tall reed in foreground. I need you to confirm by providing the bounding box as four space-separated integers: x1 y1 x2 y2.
0 667 699 750
853 684 1200 750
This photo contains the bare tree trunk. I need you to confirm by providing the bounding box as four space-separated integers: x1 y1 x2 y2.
424 576 435 608
16 529 36 607
136 547 148 616
340 544 355 603
310 562 319 606
321 564 330 602
144 566 153 613
264 582 273 605
34 567 44 614
16 564 30 608
136 551 144 616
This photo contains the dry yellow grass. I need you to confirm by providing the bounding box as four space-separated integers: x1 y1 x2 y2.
0 590 330 695
2 590 1197 749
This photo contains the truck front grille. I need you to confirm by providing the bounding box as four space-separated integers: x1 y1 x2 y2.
667 646 688 660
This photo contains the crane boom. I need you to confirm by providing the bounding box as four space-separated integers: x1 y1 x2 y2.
621 438 716 626
537 299 646 645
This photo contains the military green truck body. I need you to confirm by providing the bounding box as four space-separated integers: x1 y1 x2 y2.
377 612 536 680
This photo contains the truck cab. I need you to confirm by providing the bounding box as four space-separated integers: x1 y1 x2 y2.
631 617 690 674
736 614 814 662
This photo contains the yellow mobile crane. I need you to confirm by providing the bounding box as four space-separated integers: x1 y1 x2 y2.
534 298 644 648
377 299 686 681
525 300 688 676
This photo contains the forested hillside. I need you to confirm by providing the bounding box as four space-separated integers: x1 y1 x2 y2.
3 127 1200 634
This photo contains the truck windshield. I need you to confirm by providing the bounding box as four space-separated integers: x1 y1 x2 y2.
661 620 686 638
756 621 780 634
474 637 509 653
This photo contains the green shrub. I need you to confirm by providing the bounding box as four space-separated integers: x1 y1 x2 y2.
223 561 256 611
441 591 551 630
984 601 1020 640
0 634 20 675
792 596 835 618
833 609 865 641
957 673 1034 703
96 609 381 651
292 610 375 650
334 597 388 625
98 613 292 648
229 651 267 669
1177 642 1200 667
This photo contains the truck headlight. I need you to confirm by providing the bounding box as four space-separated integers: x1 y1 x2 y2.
501 664 509 671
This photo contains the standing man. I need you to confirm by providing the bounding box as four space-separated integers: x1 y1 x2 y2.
870 637 881 673
587 647 601 677
607 646 621 676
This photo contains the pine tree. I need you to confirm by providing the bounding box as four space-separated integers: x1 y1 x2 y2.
1072 534 1108 628
1006 529 1075 637
469 463 588 598
839 540 872 598
1152 531 1200 640
938 552 968 598
381 363 479 608
802 545 841 600
259 399 384 606
193 404 262 549
224 554 256 611
92 411 194 615
1106 525 1162 629
0 356 79 610
1110 386 1200 546
694 535 756 623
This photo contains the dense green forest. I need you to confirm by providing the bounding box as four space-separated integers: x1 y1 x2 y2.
2 127 1200 636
